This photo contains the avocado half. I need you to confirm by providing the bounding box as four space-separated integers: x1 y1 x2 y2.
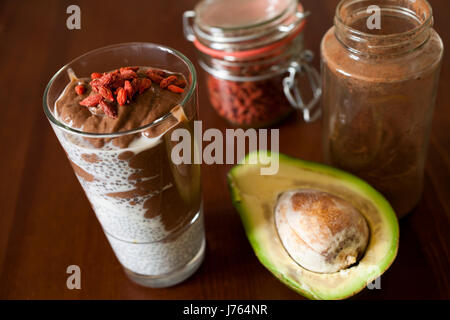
227 151 399 300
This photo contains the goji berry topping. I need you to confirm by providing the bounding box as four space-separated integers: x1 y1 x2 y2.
66 67 186 120
60 67 186 119
74 84 86 96
54 66 188 144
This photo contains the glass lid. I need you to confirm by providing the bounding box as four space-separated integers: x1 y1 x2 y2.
196 0 293 31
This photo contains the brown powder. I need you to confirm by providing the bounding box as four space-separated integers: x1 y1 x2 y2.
321 13 443 217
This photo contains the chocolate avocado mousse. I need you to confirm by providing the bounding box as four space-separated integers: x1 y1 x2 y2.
56 67 187 147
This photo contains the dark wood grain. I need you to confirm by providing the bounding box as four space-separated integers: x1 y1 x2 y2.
0 0 448 300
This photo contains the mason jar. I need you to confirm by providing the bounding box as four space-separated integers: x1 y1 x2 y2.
183 0 321 128
321 0 444 218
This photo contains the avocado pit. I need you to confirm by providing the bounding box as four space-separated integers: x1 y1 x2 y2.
275 189 369 273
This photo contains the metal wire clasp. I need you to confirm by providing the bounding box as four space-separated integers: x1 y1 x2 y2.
183 11 196 42
283 51 322 123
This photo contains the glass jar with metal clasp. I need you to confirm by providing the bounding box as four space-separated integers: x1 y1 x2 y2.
183 0 321 128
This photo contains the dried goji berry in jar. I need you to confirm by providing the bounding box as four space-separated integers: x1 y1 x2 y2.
184 0 320 128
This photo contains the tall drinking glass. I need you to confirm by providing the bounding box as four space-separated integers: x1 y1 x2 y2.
43 43 204 288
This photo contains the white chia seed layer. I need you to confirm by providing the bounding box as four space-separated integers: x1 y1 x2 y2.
53 126 204 276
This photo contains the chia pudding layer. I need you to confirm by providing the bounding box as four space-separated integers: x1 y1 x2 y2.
52 67 203 276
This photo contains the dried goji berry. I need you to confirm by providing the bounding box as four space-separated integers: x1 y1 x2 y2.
124 80 134 100
146 71 164 84
167 85 184 93
79 94 103 107
131 78 140 93
120 69 137 80
175 78 187 88
90 73 112 88
121 66 139 72
110 78 125 89
149 68 167 77
206 74 292 127
75 84 86 96
97 73 114 86
99 100 118 119
139 78 152 94
116 87 127 106
91 72 103 80
98 86 114 102
160 75 177 89
89 79 101 88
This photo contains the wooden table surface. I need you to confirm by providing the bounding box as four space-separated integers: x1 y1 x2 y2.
0 0 449 300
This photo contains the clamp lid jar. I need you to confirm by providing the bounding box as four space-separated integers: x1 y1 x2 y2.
184 0 321 128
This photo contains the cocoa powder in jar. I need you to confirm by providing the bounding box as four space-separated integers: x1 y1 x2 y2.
321 0 444 218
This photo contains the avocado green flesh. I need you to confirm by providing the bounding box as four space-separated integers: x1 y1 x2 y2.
228 152 399 300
